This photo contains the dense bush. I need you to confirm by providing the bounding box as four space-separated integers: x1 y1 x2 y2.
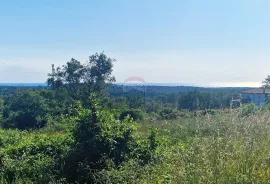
1 90 48 129
63 103 158 183
239 103 259 116
119 109 145 121
0 129 73 183
159 108 179 120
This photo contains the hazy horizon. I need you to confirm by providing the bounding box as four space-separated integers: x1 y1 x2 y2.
0 82 257 88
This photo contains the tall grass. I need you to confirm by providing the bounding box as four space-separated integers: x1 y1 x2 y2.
2 109 270 183
98 110 270 183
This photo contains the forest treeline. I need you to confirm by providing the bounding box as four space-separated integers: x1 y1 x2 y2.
0 82 242 129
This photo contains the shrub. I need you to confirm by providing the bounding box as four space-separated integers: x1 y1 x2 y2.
63 104 158 183
159 108 179 120
199 109 217 116
239 103 259 116
2 90 48 129
1 111 47 130
119 109 145 121
178 110 193 118
0 129 73 183
148 112 161 120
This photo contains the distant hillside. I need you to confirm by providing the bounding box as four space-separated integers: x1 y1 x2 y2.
0 83 251 97
109 84 250 96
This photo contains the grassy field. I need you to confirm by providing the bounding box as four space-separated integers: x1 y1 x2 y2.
2 108 270 183
98 110 270 183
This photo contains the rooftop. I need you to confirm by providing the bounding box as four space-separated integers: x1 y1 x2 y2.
242 88 270 94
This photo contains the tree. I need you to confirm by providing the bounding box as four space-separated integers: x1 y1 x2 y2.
0 98 4 122
2 90 48 129
159 107 179 120
119 109 145 121
63 102 144 183
262 75 270 88
47 52 116 128
47 52 116 102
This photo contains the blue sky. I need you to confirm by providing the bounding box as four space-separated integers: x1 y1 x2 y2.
0 0 269 86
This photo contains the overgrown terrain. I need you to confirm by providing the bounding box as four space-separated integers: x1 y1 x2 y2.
2 106 270 183
0 53 270 183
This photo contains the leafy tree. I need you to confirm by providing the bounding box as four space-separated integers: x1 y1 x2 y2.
1 90 48 129
0 98 4 122
47 52 116 103
119 109 145 121
126 95 145 109
159 107 179 120
63 102 149 183
178 91 200 110
47 52 116 130
262 75 270 88
178 91 240 110
240 103 259 116
39 88 72 116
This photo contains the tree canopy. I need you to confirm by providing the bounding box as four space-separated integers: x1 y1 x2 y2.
262 75 270 88
47 52 116 102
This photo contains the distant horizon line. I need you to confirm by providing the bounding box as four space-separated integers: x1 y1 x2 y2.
0 82 258 88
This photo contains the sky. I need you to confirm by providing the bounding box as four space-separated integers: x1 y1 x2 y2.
0 0 269 87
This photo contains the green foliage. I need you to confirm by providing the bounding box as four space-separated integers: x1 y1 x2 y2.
262 75 270 88
240 103 259 116
159 107 179 120
0 98 4 123
47 52 116 102
178 90 240 110
93 111 270 183
0 129 73 183
262 103 270 111
119 109 145 121
39 89 72 116
63 103 157 183
1 90 48 129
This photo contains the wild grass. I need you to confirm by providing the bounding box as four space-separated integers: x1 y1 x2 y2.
98 110 270 183
2 109 270 183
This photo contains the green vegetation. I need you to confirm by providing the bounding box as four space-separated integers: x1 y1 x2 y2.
0 52 270 183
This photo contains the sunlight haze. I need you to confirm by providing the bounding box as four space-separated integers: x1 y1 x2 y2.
0 0 269 87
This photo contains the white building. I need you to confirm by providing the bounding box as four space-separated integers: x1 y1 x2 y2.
242 88 270 105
